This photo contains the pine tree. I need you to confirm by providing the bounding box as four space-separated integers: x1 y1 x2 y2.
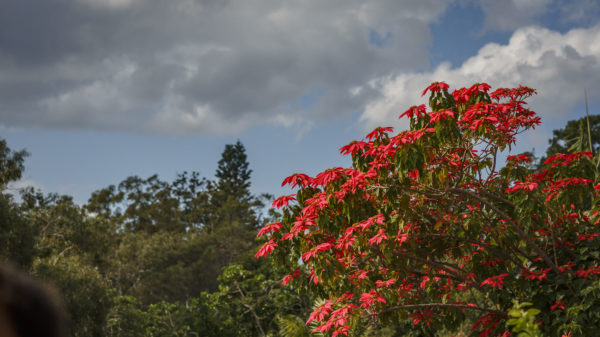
208 141 261 231
215 140 252 200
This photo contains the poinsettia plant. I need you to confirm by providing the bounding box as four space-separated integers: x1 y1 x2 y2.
257 82 600 336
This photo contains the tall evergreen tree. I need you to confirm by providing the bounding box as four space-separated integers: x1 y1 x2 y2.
215 140 252 200
208 141 261 231
202 141 263 274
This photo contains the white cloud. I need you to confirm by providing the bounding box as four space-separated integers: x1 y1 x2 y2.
359 24 600 151
6 178 44 191
5 178 45 202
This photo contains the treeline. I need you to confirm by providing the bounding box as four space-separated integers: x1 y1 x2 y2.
0 140 312 337
0 114 597 336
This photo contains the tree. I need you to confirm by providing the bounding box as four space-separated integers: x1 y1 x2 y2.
0 192 36 267
215 140 252 200
258 82 600 336
18 192 116 337
0 135 328 336
210 262 315 337
0 139 28 189
32 255 112 337
106 294 222 337
543 114 600 161
209 140 262 231
0 141 35 267
86 173 210 233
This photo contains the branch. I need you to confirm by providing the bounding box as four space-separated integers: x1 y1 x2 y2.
484 147 498 185
234 280 266 337
447 188 561 275
415 233 522 267
377 303 507 317
554 237 579 261
478 190 515 208
407 269 469 283
393 251 481 290
393 251 461 275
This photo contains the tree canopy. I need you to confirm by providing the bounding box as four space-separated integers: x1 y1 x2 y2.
1 84 599 336
0 139 310 336
258 82 600 337
543 114 600 160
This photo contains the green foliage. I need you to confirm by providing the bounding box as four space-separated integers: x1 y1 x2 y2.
0 141 34 267
32 255 112 337
215 140 252 200
86 172 210 233
0 193 36 267
211 262 314 336
259 83 600 337
108 231 213 302
106 296 148 337
106 294 222 337
7 106 599 337
0 138 291 336
275 314 313 337
506 301 542 337
0 139 27 188
544 114 600 158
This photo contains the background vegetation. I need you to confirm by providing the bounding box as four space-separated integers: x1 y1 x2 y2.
0 111 597 336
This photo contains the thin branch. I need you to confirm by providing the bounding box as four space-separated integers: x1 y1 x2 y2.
554 237 578 261
550 224 559 268
407 269 469 284
415 233 521 267
393 251 482 290
233 280 266 337
453 144 470 188
377 303 507 317
479 210 536 263
478 190 515 208
394 251 462 275
447 188 561 275
485 147 498 185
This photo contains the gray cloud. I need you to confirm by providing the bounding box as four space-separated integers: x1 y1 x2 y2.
556 0 600 25
0 0 452 135
476 0 600 32
479 0 551 32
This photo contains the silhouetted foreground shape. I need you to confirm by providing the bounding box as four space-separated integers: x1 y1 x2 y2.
0 264 65 337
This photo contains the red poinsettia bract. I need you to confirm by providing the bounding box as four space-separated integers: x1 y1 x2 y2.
256 82 600 336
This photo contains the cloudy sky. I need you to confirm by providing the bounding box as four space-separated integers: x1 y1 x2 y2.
2 0 600 203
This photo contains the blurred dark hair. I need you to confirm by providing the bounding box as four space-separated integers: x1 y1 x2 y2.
0 263 65 337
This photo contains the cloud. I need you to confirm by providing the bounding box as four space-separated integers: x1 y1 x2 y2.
473 0 600 32
359 24 600 150
5 178 45 202
0 0 452 135
556 0 600 25
6 178 44 191
479 0 552 32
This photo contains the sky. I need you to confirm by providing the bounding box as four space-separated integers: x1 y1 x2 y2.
1 0 600 204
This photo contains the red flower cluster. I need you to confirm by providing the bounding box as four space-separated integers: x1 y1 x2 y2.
256 82 600 336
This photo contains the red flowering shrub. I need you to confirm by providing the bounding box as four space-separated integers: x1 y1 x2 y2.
257 82 600 336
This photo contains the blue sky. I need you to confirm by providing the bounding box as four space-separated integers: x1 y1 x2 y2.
1 0 599 204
